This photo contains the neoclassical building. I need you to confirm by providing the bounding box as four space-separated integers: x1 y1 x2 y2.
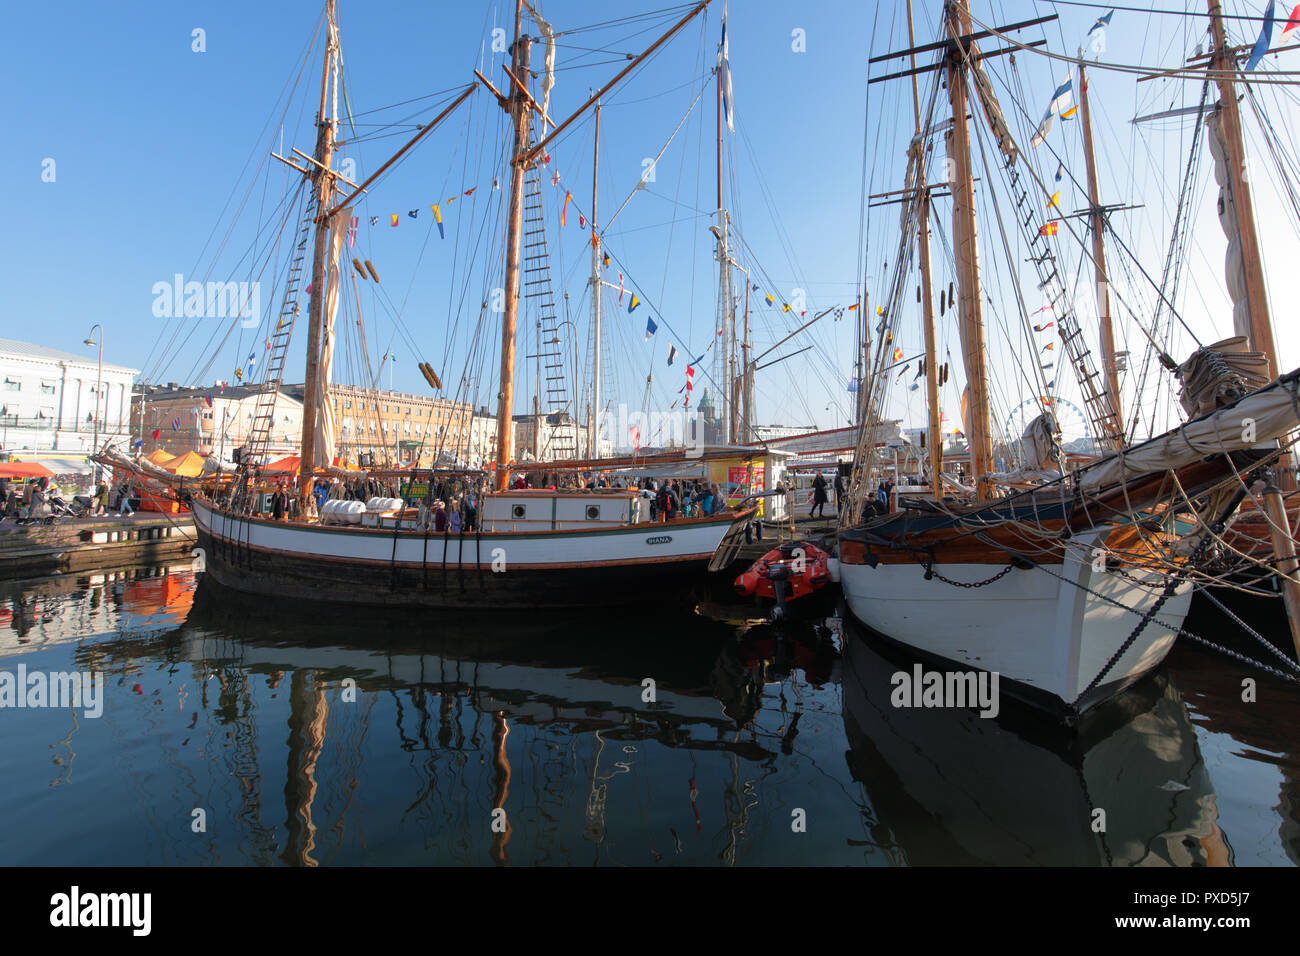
0 337 138 465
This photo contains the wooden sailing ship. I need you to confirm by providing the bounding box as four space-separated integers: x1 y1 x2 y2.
836 1 1300 719
184 0 755 609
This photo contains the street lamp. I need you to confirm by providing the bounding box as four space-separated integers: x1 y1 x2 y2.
84 324 103 483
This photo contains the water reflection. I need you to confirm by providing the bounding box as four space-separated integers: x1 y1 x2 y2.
0 565 1295 866
839 616 1227 865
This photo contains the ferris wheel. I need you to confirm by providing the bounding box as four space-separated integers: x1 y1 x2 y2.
1002 395 1090 444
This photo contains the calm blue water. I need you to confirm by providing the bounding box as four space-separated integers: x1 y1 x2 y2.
0 563 1296 866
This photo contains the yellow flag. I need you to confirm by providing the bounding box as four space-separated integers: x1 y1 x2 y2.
1048 191 1060 210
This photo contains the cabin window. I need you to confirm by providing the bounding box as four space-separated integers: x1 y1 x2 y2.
586 505 600 520
512 504 526 519
3 378 19 391
40 381 56 395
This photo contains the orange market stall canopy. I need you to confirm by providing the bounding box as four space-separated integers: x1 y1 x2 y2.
163 451 207 477
0 461 53 479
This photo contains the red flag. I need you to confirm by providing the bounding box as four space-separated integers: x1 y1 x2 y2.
1039 221 1059 236
152 428 161 440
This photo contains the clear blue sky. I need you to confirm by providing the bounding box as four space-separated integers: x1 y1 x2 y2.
4 1 1297 444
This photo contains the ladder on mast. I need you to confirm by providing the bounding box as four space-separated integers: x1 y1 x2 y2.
520 155 575 459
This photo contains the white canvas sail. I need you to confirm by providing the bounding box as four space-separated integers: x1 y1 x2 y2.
314 213 346 468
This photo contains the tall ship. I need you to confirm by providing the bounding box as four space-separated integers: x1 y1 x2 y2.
158 0 758 608
836 0 1300 719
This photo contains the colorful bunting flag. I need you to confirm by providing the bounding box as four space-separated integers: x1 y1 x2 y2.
1048 191 1060 210
152 428 161 440
348 216 358 247
432 204 444 239
1055 162 1064 183
603 252 610 268
369 216 379 226
668 344 678 365
1089 10 1114 35
618 273 624 304
562 191 572 226
892 346 903 362
645 317 657 340
408 208 418 219
1039 221 1059 236
390 214 399 227
765 293 774 306
628 293 640 313
171 417 180 431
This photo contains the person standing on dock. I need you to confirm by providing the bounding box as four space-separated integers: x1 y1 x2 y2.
92 480 109 516
811 473 829 520
834 472 846 514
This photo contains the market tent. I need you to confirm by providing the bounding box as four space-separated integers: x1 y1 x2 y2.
265 455 353 474
163 451 206 477
265 455 301 474
0 462 53 479
145 449 176 466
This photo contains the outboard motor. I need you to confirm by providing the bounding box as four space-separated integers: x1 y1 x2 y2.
766 561 791 621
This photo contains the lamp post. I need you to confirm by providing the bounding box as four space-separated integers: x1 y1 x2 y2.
84 324 103 484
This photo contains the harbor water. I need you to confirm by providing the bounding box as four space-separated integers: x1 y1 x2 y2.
0 562 1297 866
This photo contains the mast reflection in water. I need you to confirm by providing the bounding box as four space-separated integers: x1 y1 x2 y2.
0 564 1296 866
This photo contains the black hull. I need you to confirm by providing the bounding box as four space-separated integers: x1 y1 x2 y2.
194 524 712 610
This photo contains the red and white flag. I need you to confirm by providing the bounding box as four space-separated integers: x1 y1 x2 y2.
347 216 358 247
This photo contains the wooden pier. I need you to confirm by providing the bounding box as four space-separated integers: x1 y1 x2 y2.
0 513 196 579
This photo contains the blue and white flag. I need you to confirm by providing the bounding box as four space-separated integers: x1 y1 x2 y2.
645 317 657 341
667 344 678 365
718 2 735 134
1030 73 1073 148
1246 0 1277 70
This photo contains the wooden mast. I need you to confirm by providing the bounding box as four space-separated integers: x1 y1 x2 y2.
740 280 751 442
298 0 340 509
1207 0 1300 656
908 0 943 500
945 0 993 499
1077 61 1124 431
1207 0 1277 378
494 0 531 491
589 100 602 460
715 65 732 443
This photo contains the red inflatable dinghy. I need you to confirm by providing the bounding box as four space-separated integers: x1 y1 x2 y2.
734 540 831 603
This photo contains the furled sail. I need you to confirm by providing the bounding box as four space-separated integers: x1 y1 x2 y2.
314 213 347 468
1207 103 1252 340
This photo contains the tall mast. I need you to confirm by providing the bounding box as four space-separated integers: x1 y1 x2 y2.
945 0 993 499
1208 0 1299 656
589 100 602 460
715 64 732 444
1077 61 1123 429
494 0 531 491
298 0 339 507
740 280 752 442
1207 0 1277 376
908 0 943 500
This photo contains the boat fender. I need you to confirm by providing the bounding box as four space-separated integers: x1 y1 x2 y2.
827 556 841 583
